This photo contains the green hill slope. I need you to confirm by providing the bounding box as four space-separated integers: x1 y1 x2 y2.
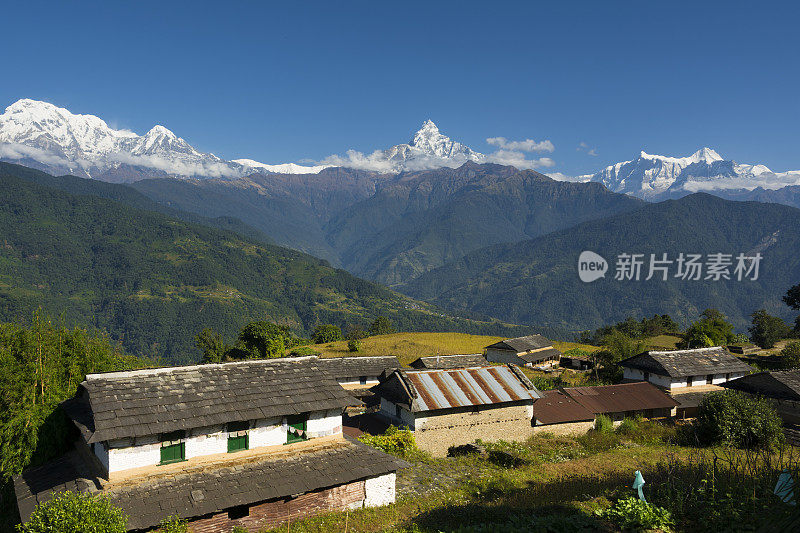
403 193 800 331
0 168 531 363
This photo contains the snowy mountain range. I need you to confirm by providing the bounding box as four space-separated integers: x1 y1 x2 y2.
581 147 800 199
0 99 487 182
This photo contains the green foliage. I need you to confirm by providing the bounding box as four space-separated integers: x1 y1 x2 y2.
749 308 790 349
311 324 342 344
785 283 800 310
368 316 396 336
695 390 783 448
156 515 188 533
17 491 128 533
781 341 800 369
357 425 420 459
231 527 249 533
347 339 361 352
679 309 735 349
195 327 226 363
597 497 674 532
589 314 682 343
429 512 600 532
616 416 641 435
594 415 614 433
236 321 295 359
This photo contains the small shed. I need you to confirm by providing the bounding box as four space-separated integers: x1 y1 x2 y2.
531 390 595 436
409 354 489 370
562 382 679 422
372 365 541 456
484 335 562 367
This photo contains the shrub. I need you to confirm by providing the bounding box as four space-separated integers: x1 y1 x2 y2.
597 497 674 532
18 491 128 533
347 338 361 352
781 341 800 369
616 416 640 435
695 390 783 448
157 516 188 533
358 425 419 459
311 324 342 344
231 527 249 533
595 414 614 433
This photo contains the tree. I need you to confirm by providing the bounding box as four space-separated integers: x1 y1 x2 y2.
236 321 292 359
311 324 342 344
368 316 396 336
679 308 735 348
695 390 783 449
784 283 800 310
590 330 646 381
781 342 800 369
18 491 128 533
195 328 226 363
748 309 790 349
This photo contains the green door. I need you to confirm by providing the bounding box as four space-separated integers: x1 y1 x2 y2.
160 442 185 464
286 414 308 444
228 433 249 453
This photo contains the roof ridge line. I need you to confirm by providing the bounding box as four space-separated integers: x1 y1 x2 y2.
85 356 320 381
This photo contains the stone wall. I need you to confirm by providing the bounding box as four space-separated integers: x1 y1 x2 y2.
412 403 535 457
533 420 593 437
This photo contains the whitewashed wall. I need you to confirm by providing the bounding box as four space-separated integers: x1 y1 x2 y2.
337 377 380 386
624 368 747 390
364 473 396 507
99 410 342 474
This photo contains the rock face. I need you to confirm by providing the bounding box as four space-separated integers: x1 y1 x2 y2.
583 147 800 199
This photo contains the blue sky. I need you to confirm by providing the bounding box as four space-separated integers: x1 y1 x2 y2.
4 1 799 175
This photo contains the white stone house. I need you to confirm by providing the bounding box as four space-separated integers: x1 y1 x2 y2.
15 357 407 532
372 364 541 456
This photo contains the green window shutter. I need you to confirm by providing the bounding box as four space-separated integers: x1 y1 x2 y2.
160 442 185 465
228 433 249 453
285 414 308 444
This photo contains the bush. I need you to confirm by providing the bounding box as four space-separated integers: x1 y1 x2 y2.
311 324 342 344
347 338 361 352
695 390 784 449
597 497 674 532
18 491 128 533
595 414 614 433
157 516 188 533
749 309 790 349
781 341 800 369
358 425 419 459
616 416 640 435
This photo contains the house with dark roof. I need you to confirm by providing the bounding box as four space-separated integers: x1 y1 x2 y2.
372 365 541 456
409 353 489 370
315 355 400 388
619 347 752 391
531 390 595 436
14 357 407 531
562 382 679 422
484 335 562 367
722 370 800 425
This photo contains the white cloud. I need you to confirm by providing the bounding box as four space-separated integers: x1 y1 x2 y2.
485 149 555 170
486 137 555 153
577 141 598 156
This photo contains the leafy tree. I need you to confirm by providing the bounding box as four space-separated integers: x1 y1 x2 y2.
695 390 783 449
347 339 361 352
781 342 800 369
345 324 366 341
679 308 735 348
784 283 800 310
748 309 790 349
17 491 127 533
195 328 226 363
311 324 342 344
236 321 293 359
590 330 646 381
368 316 396 336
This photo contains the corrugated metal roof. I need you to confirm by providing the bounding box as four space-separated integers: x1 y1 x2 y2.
532 390 595 425
562 382 679 415
404 366 540 412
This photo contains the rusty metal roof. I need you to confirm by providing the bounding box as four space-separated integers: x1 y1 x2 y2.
562 382 679 415
402 366 541 412
532 390 595 425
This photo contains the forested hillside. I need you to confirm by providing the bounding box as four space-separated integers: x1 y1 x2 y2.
0 168 530 363
404 193 800 331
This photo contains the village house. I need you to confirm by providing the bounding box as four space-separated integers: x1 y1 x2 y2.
14 357 406 532
315 355 400 389
722 370 800 426
561 382 679 422
484 335 562 367
531 390 595 436
372 365 541 456
409 353 489 370
619 346 752 418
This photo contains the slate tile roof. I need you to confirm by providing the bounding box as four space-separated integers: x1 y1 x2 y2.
532 390 595 425
486 334 554 353
14 438 408 531
519 348 562 364
409 354 489 369
722 370 800 402
316 356 400 380
562 382 679 415
619 347 752 378
68 357 356 443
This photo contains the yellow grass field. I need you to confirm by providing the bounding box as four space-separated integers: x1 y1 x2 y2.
309 332 599 367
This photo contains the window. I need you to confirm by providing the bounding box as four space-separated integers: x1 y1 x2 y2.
706 374 714 385
686 376 693 387
359 375 368 385
285 414 308 444
227 421 250 453
228 505 249 519
159 430 186 465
